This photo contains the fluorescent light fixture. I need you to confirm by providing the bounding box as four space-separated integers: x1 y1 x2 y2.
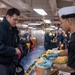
28 27 36 30
0 17 3 20
32 28 36 30
44 20 51 23
28 23 41 25
33 8 47 16
20 30 25 34
50 26 55 28
28 27 33 29
46 28 54 30
55 27 58 29
16 24 28 28
22 24 28 28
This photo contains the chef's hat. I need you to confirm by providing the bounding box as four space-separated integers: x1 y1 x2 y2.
58 6 75 18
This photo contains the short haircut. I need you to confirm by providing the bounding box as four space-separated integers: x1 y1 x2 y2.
61 14 75 19
6 8 20 16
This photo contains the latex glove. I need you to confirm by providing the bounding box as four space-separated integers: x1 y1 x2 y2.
48 57 55 60
41 59 53 68
47 53 58 59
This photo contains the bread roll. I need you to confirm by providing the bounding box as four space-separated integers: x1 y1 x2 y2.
36 59 44 64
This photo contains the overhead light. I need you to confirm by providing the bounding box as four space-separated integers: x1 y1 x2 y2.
50 26 55 28
46 28 54 30
0 17 3 20
22 24 28 28
28 27 33 29
28 27 36 30
28 23 41 25
44 20 51 24
20 30 25 34
55 27 58 29
32 28 36 30
33 8 47 16
16 24 28 28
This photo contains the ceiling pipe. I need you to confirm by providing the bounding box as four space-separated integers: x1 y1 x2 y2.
49 0 57 16
1 0 33 13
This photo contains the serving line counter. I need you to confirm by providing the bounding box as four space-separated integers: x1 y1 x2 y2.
25 50 70 75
